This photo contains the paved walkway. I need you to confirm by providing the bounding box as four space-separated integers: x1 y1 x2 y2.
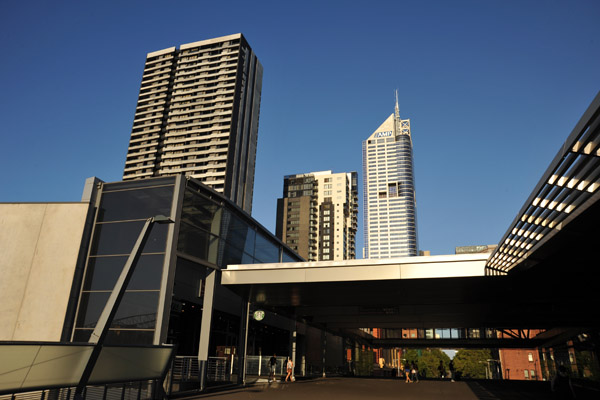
185 377 565 400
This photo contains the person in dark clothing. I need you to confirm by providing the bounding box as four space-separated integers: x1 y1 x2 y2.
438 361 445 379
411 362 419 382
449 360 455 382
269 354 277 382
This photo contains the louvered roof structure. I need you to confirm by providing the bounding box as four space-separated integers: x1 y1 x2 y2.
487 91 600 275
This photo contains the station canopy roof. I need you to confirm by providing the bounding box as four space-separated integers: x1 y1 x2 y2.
222 91 600 345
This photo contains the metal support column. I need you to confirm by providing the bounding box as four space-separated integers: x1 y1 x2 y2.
237 300 250 385
198 269 218 391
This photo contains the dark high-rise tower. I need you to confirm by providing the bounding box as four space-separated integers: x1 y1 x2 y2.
123 34 262 213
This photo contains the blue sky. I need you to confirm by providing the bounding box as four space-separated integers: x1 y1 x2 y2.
1 0 599 256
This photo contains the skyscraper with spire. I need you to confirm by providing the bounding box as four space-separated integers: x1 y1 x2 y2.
362 93 418 258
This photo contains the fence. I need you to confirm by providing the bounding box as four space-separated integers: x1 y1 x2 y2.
0 380 164 400
2 356 337 400
165 355 298 394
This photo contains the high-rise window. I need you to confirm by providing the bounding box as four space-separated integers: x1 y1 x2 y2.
122 34 263 214
276 171 358 261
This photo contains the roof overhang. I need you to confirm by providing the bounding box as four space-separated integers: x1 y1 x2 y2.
487 90 600 275
224 254 489 286
221 92 600 337
222 250 599 331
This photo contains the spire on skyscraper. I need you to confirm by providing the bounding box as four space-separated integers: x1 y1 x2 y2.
395 89 400 120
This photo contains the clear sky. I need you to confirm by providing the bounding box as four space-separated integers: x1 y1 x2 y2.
1 0 599 256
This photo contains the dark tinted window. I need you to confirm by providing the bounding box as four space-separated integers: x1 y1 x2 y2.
97 186 174 222
103 177 175 191
76 292 158 330
220 209 256 256
219 242 245 267
83 254 164 291
173 257 208 302
91 221 169 255
177 221 219 265
282 250 298 263
181 189 222 234
254 232 280 263
72 329 155 345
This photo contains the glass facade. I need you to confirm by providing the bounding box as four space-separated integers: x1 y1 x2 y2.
72 177 175 344
72 176 301 349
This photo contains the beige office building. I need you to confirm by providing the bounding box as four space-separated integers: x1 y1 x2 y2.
122 33 262 213
276 171 358 261
362 97 418 257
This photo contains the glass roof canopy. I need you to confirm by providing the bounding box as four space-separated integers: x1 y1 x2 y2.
487 91 600 275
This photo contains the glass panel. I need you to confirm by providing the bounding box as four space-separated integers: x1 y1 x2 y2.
220 241 245 267
91 345 173 380
90 221 169 255
72 329 93 343
103 177 176 192
177 221 219 265
76 292 109 329
253 232 280 263
435 328 450 339
181 189 222 234
242 225 255 256
0 344 94 389
97 186 174 222
76 292 159 330
173 257 208 302
112 292 158 329
242 252 255 264
220 209 255 255
83 254 165 291
104 330 155 345
282 249 300 262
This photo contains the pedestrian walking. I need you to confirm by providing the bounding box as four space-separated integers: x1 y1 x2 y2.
438 361 445 379
285 357 294 382
449 360 455 382
411 362 419 382
268 354 277 382
404 363 412 383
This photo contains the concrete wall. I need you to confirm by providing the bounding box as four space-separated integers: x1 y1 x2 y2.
0 203 90 341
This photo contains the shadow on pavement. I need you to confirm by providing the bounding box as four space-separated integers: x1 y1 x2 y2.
466 379 598 400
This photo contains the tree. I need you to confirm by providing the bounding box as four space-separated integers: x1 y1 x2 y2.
453 349 491 379
405 348 449 379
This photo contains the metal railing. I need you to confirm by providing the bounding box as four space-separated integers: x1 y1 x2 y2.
0 380 164 400
165 356 234 395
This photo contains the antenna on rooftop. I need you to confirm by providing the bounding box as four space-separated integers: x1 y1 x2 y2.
394 89 400 120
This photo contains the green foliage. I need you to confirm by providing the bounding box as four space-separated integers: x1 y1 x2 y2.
355 349 374 376
453 349 491 379
404 348 449 379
